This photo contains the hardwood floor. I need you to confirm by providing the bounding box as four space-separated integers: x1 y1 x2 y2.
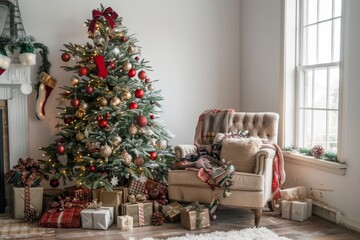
53 207 360 240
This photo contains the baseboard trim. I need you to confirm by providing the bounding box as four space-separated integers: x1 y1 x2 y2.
313 201 360 233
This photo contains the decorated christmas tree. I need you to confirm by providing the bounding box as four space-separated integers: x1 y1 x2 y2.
39 5 175 190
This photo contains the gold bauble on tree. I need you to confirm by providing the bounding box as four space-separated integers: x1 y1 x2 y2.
120 150 132 166
76 132 85 141
71 76 79 87
110 97 121 106
128 124 138 135
79 102 89 110
121 89 132 101
75 109 86 119
98 97 108 107
100 144 112 161
123 61 132 71
112 135 122 146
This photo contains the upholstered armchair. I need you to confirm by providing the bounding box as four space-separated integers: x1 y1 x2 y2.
168 110 285 227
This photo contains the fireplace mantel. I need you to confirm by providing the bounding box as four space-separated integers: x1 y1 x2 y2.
0 64 30 168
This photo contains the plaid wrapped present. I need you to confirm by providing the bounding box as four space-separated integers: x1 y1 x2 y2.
42 189 66 212
65 186 92 202
128 178 146 195
38 206 84 228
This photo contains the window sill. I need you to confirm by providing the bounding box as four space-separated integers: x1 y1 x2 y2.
283 151 347 175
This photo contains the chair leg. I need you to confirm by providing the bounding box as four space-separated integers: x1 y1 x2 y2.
252 208 262 227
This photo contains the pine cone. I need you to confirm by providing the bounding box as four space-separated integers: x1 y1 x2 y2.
311 145 325 158
152 211 164 226
25 208 39 223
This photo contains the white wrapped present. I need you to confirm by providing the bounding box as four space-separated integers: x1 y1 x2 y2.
281 186 307 201
81 206 114 230
117 215 133 231
281 198 312 222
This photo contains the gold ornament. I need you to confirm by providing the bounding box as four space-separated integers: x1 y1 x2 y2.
79 102 89 110
128 124 138 135
120 150 132 166
110 97 121 106
146 83 154 91
121 89 131 101
75 109 86 119
112 135 122 146
76 132 85 141
74 153 83 162
123 61 132 71
98 97 108 107
100 144 112 161
155 139 167 150
71 76 79 87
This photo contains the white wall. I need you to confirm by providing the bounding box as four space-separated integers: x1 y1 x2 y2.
18 0 240 162
239 0 360 231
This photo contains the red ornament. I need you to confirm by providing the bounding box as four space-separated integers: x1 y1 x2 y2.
64 117 73 124
150 114 155 120
129 102 138 109
136 115 148 128
50 178 60 188
86 85 94 94
96 115 103 121
71 98 80 108
128 68 136 78
79 67 89 76
61 52 71 62
149 151 157 160
120 36 127 42
135 89 144 98
145 77 151 83
56 144 65 154
105 112 111 119
98 119 108 128
108 61 116 70
138 70 147 80
135 56 140 61
89 165 96 172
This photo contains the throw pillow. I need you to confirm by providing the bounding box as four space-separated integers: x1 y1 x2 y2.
220 137 262 173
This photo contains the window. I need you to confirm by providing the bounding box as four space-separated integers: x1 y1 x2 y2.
283 0 343 159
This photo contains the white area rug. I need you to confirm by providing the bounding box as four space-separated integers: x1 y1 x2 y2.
138 227 291 240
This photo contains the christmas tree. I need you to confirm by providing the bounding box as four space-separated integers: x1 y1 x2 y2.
39 5 175 190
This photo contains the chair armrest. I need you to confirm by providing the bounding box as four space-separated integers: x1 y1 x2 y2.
254 148 276 175
174 144 198 159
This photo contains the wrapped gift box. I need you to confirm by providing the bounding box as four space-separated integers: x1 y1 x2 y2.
121 202 153 227
281 186 307 201
98 190 123 221
11 186 43 219
65 186 92 202
38 206 84 228
128 178 146 195
42 189 66 212
180 207 210 230
281 198 312 222
162 201 182 223
117 215 133 231
81 206 114 230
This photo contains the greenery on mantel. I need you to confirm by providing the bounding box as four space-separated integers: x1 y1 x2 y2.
283 146 338 162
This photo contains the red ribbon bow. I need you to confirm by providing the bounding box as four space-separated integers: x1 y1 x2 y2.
88 7 119 33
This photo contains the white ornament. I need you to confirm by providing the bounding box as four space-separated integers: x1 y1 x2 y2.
100 144 112 161
58 154 68 166
155 139 167 151
110 176 119 186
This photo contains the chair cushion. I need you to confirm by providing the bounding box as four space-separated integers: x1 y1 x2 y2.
220 137 262 172
168 170 264 191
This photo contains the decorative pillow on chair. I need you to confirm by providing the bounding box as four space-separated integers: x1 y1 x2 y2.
220 137 262 173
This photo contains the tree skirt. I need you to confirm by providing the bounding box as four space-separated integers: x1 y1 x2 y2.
0 217 55 240
138 227 291 240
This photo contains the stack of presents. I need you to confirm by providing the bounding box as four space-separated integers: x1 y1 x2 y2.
280 186 313 222
8 168 210 231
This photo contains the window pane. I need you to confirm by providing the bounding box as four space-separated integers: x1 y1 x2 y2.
318 21 332 63
313 110 327 145
303 25 317 65
328 110 338 151
329 67 339 109
319 0 333 21
313 69 327 108
299 109 313 148
305 0 318 25
333 18 341 62
300 70 313 108
334 0 342 17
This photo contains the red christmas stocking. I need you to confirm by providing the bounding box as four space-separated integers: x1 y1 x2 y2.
0 53 11 76
94 55 108 78
35 72 57 120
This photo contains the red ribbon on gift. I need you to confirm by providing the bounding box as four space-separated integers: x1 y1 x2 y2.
88 7 118 33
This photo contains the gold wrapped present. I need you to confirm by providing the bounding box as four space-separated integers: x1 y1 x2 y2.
99 191 123 220
81 206 114 230
11 186 43 219
281 186 307 201
117 215 133 231
162 201 182 223
180 203 210 230
281 198 312 222
121 202 153 227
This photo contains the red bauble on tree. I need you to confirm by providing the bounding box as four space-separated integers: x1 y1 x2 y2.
50 178 60 188
56 144 65 155
86 85 94 94
136 115 148 128
79 66 89 76
61 52 71 62
98 119 108 128
129 102 138 109
138 70 147 80
105 112 111 119
128 68 136 78
64 117 73 124
89 165 96 172
96 115 103 121
150 114 155 120
135 88 144 98
149 151 157 160
71 98 80 108
108 61 116 69
120 36 127 42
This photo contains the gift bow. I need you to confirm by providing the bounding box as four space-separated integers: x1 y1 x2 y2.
86 199 103 210
88 7 118 33
146 187 168 205
48 196 85 214
162 203 181 217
